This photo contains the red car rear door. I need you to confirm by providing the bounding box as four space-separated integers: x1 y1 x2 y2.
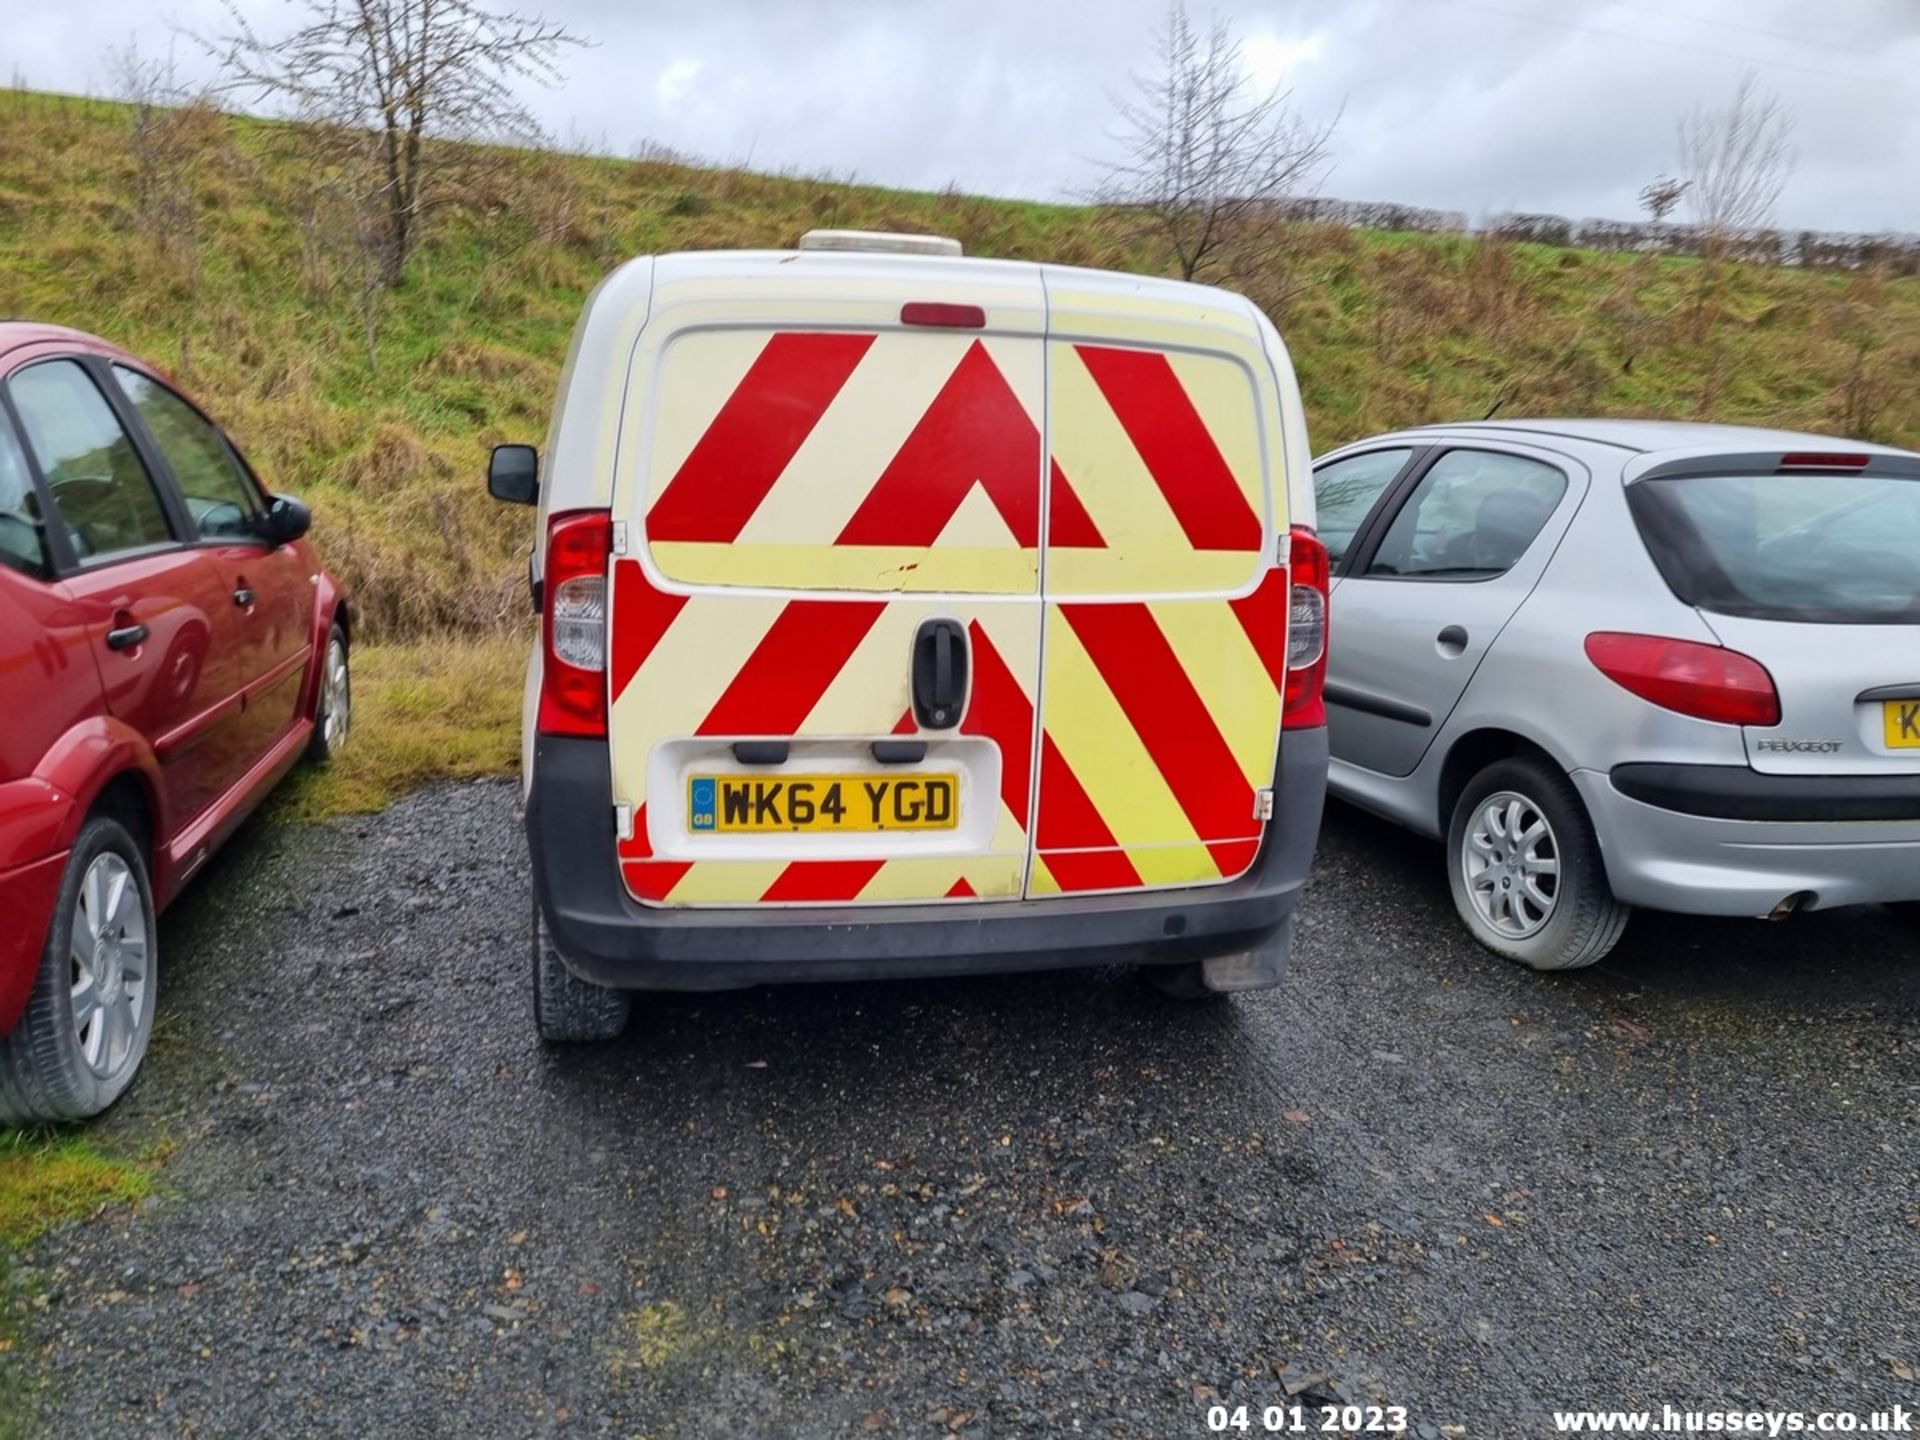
6 357 250 831
108 365 313 760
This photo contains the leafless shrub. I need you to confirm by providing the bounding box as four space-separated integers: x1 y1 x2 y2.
201 0 588 287
1679 71 1796 260
1638 175 1688 223
110 45 210 269
631 137 691 167
1096 3 1338 283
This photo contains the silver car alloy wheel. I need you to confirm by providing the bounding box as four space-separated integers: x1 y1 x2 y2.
321 636 351 750
1462 790 1561 940
69 852 150 1081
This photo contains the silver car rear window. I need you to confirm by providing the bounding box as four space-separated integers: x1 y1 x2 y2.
1627 473 1920 624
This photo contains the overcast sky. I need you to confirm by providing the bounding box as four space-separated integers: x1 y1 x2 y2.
9 0 1918 233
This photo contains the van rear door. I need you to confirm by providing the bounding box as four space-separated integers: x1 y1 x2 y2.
607 254 1047 907
1031 270 1291 894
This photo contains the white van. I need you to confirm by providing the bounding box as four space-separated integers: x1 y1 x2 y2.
489 231 1329 1041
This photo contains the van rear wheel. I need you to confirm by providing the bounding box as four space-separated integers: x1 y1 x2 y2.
532 896 630 1043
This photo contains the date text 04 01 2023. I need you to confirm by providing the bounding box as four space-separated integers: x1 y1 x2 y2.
689 774 960 833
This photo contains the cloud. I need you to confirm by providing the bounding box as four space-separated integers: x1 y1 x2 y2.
1240 31 1324 93
654 57 704 110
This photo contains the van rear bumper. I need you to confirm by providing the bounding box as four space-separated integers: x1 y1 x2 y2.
527 731 1327 992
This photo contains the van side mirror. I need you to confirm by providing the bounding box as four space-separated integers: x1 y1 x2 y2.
264 494 312 545
489 444 539 505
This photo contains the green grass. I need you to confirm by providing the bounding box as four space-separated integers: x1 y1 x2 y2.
269 634 528 822
0 1132 153 1250
0 1132 157 1435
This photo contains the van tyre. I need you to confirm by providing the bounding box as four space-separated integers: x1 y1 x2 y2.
307 624 350 764
1446 757 1630 972
532 896 629 1043
0 817 157 1126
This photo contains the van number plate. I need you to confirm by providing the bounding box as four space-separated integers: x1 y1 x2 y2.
1884 699 1920 749
688 774 960 833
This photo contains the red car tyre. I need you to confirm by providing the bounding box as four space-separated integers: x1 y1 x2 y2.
307 623 352 764
0 816 158 1125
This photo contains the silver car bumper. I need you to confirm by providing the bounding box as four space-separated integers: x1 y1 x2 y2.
1574 768 1920 917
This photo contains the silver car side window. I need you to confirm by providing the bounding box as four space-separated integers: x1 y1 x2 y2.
1311 448 1414 563
1365 449 1568 580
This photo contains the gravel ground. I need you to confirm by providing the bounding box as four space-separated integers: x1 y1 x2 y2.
8 779 1919 1438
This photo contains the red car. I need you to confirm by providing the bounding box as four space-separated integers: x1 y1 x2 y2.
0 324 350 1124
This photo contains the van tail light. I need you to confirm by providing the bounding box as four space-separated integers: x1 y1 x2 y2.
1584 631 1779 727
1282 526 1330 730
537 509 613 737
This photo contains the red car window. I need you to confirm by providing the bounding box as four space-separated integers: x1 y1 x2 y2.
10 360 175 565
0 415 51 579
112 367 264 542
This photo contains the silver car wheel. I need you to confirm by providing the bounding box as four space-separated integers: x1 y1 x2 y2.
68 852 150 1082
320 636 351 750
1461 789 1560 941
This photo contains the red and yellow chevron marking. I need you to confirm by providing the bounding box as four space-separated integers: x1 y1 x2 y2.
610 321 1288 907
637 329 1271 596
643 330 1045 594
611 558 1039 906
1031 568 1289 894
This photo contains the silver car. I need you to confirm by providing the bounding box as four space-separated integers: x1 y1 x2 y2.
1311 419 1920 970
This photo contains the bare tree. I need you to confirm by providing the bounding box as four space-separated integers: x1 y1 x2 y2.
111 43 201 263
1678 71 1795 257
1097 4 1338 284
1637 174 1688 224
202 0 587 285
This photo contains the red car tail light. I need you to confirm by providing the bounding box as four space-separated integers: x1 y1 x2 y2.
1584 631 1780 727
537 509 613 737
1282 526 1329 730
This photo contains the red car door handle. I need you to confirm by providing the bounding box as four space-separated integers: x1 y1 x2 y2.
233 586 255 607
105 623 149 651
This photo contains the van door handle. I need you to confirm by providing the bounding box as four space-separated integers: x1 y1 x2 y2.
105 622 149 651
912 618 969 730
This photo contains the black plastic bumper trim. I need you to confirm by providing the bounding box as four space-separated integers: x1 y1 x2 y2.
1609 762 1920 822
527 729 1328 992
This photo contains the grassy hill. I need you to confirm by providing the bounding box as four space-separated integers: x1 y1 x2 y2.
1 87 1917 809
